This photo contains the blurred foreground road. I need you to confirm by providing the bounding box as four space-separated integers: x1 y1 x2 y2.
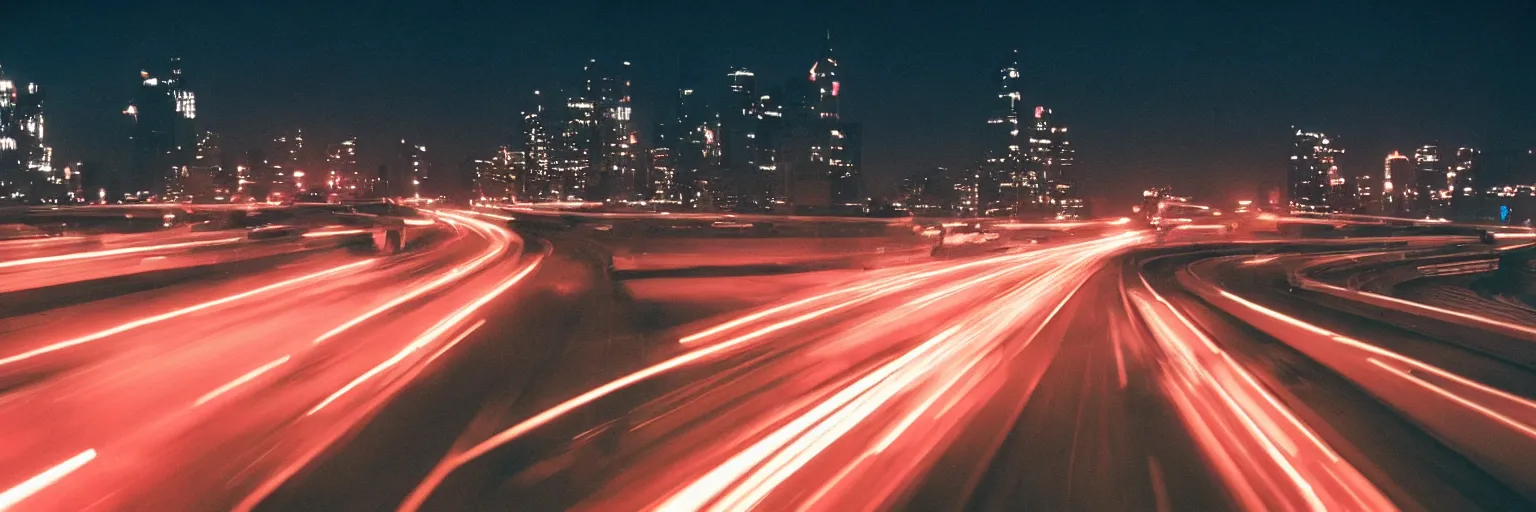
0 210 544 510
2 210 1534 511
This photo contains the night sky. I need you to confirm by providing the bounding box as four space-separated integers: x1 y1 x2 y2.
3 0 1532 211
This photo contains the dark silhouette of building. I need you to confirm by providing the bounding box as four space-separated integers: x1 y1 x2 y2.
0 65 63 203
127 58 196 199
518 91 555 200
1449 147 1480 218
394 140 428 198
1382 150 1413 215
1287 128 1342 213
1413 144 1445 217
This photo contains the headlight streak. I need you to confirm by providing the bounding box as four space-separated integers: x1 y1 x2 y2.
397 233 1147 512
0 449 98 511
311 212 515 345
651 237 1137 512
235 219 538 512
0 236 241 270
193 355 293 407
1129 274 1391 511
1214 289 1536 422
0 259 376 368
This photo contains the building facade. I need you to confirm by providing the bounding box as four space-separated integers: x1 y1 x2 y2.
1413 144 1445 217
1287 128 1342 213
0 66 62 202
1382 150 1412 215
127 58 197 200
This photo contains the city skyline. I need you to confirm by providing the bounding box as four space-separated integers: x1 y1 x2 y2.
2 1 1532 210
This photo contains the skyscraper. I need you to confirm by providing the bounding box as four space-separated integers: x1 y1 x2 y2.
1382 150 1413 215
814 33 862 211
1413 144 1445 217
584 59 639 202
243 148 270 201
471 147 518 202
553 86 596 200
394 140 429 198
1287 128 1342 213
721 67 769 210
1354 167 1380 214
182 130 222 200
0 66 59 202
325 137 361 197
669 86 715 208
647 140 676 204
832 122 863 208
519 91 554 200
767 32 861 213
269 129 305 200
1449 147 1480 217
980 51 1028 216
1029 107 1080 218
127 58 196 199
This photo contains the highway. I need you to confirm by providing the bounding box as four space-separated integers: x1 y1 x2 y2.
2 208 1534 511
0 210 544 510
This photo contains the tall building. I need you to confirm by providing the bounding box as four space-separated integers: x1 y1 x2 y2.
584 59 639 202
1382 150 1412 215
1449 147 1480 217
815 33 862 211
243 149 269 200
127 58 197 199
519 91 555 200
646 139 676 204
766 32 861 213
1029 107 1080 218
774 74 828 212
669 86 716 208
832 122 863 209
721 67 771 210
180 130 223 200
977 53 1080 218
897 167 959 214
0 66 59 202
980 51 1028 216
473 146 518 201
553 86 597 200
1287 128 1342 213
394 140 429 198
1413 144 1445 217
268 129 306 200
1353 167 1380 214
325 137 362 197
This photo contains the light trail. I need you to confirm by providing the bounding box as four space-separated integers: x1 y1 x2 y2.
311 212 513 345
0 449 97 511
1214 289 1536 437
308 214 534 415
0 236 241 270
397 234 1144 512
0 235 83 248
194 356 292 407
0 259 375 367
1490 232 1536 240
679 236 1134 345
1367 358 1536 439
1299 279 1536 339
653 237 1134 511
300 228 370 238
459 210 516 221
1130 276 1390 511
235 231 538 512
